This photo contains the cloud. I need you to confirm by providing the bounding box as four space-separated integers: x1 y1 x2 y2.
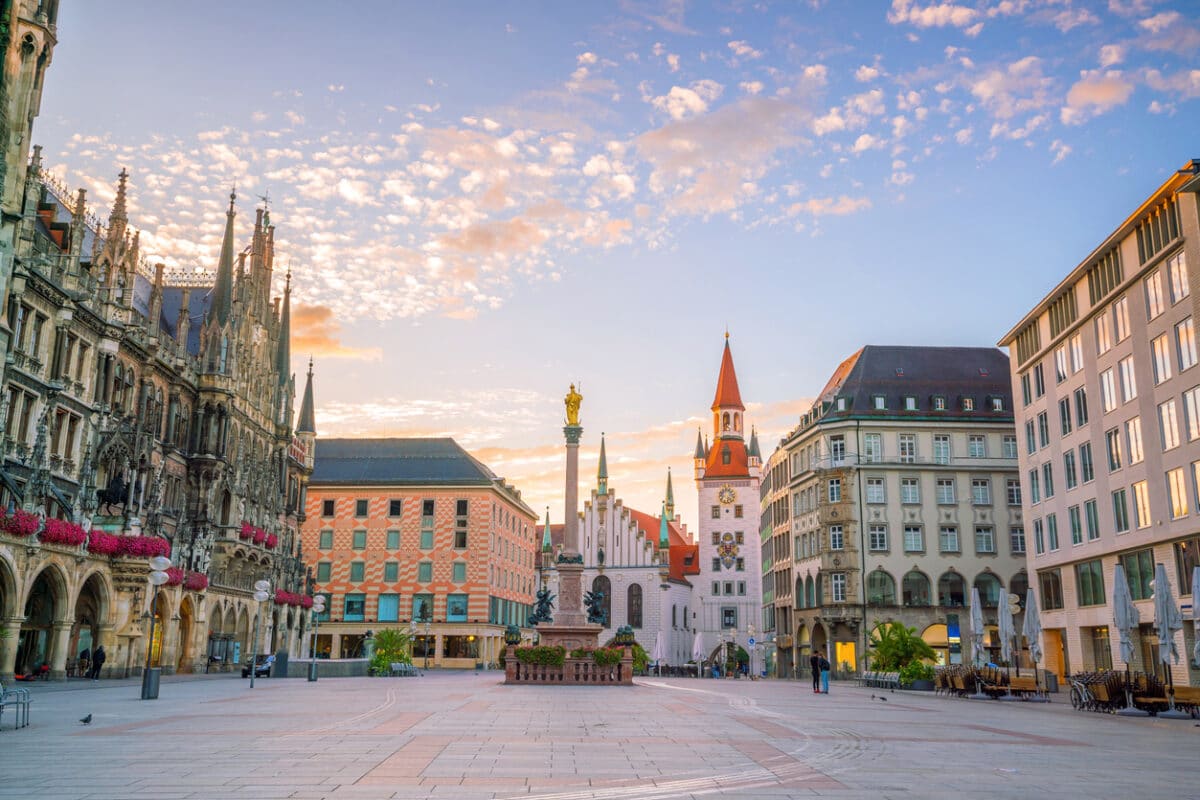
970 56 1053 119
786 195 872 216
851 133 882 152
1050 139 1071 164
1061 70 1134 124
1098 44 1125 67
727 40 763 60
888 0 979 30
1144 68 1200 98
855 65 881 82
739 81 764 95
649 80 724 120
291 304 383 360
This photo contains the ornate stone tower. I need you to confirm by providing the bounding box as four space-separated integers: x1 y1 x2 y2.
694 335 763 650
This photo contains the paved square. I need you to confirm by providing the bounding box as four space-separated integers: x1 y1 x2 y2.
0 673 1195 799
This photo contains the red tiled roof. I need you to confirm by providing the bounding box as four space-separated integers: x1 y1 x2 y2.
704 437 749 478
711 339 744 411
624 507 700 583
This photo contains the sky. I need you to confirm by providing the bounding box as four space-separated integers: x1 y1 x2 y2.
31 0 1200 534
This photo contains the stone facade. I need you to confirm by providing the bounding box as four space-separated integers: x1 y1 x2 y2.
763 346 1025 678
0 13 313 678
999 161 1200 687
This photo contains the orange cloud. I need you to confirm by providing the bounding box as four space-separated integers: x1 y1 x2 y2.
291 304 382 360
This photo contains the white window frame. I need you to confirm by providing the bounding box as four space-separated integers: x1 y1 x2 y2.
868 524 888 552
1100 369 1117 413
1126 417 1144 464
971 478 991 505
866 477 886 504
1146 269 1165 319
936 478 955 505
1177 317 1197 372
968 435 986 458
1151 334 1173 385
903 525 924 553
1160 398 1181 451
1119 356 1138 401
900 478 920 504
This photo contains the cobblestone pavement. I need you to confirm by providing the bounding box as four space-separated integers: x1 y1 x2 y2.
0 672 1196 799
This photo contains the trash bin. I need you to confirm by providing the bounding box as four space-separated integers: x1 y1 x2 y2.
273 650 289 678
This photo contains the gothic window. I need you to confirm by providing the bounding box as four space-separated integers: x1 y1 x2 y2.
627 584 643 628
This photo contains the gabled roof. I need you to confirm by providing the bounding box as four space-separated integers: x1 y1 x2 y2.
625 507 700 583
311 438 499 486
711 338 745 411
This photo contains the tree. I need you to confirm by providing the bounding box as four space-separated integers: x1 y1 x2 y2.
869 621 935 671
369 628 413 675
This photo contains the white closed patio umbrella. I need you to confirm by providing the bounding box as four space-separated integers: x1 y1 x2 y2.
996 595 1017 701
1112 564 1148 716
691 630 705 661
1022 588 1048 701
652 630 667 675
1192 566 1200 668
968 587 990 699
1152 562 1189 719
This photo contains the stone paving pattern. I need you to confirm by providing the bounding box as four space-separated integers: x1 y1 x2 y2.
0 672 1195 799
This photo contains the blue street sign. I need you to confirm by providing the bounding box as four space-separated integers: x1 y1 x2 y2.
748 637 755 646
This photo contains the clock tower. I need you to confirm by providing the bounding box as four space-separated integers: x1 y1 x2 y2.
695 335 763 661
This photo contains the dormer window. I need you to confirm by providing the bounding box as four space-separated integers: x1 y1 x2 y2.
835 397 847 411
991 397 1004 412
963 397 975 412
721 445 731 465
904 396 917 411
872 395 886 410
933 396 946 411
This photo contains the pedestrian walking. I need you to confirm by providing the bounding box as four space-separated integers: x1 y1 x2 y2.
809 653 821 693
819 655 831 694
78 647 90 679
90 645 106 680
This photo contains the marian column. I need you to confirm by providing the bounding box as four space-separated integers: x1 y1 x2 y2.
556 384 587 627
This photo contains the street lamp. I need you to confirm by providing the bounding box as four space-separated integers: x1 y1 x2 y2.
308 594 326 682
421 604 432 670
141 555 172 700
249 579 270 689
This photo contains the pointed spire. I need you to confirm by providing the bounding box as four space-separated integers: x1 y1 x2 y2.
541 507 552 552
211 190 237 326
107 168 129 243
665 467 675 519
694 428 705 459
711 334 745 411
275 268 291 386
597 432 608 494
659 502 670 549
296 357 316 434
748 427 761 459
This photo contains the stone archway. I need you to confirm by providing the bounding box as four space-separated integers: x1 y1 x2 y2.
177 596 195 673
236 606 250 662
71 571 110 675
810 622 828 664
18 566 69 676
148 589 173 668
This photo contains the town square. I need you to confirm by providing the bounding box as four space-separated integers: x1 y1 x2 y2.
1 672 1196 800
2 1 1200 797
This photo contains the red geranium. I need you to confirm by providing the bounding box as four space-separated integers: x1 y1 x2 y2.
41 518 88 546
265 533 278 549
164 566 185 586
87 531 122 555
184 571 209 591
239 521 254 540
0 509 40 538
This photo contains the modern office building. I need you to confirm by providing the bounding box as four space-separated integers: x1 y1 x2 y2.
765 346 1026 677
301 438 538 668
999 160 1200 686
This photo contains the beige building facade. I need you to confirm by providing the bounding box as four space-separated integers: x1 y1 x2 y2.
764 346 1027 678
999 160 1200 686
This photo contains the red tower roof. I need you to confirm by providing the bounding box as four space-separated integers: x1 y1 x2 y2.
710 337 744 411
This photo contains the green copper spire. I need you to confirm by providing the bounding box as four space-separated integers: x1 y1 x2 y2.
597 432 608 494
694 428 705 459
665 467 675 519
541 507 552 552
748 426 761 459
659 501 670 549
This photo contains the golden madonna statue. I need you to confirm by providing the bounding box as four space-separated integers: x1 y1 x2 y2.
564 383 582 425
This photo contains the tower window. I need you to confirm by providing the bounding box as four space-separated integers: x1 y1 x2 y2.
722 446 731 465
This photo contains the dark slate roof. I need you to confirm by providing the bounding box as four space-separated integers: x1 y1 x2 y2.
311 438 500 486
820 345 1013 421
160 286 212 356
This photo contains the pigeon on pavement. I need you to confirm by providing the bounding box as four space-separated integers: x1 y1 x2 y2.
79 713 92 725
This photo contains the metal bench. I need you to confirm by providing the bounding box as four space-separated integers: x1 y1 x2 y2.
0 686 32 730
390 662 421 677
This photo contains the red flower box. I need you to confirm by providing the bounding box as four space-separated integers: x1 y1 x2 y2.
239 522 254 540
300 595 313 609
41 518 88 546
184 571 209 591
265 533 278 549
86 532 170 558
0 509 40 538
87 531 122 555
164 566 185 586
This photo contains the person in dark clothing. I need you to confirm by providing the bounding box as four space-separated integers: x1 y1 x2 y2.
818 655 831 694
810 653 821 693
89 645 106 680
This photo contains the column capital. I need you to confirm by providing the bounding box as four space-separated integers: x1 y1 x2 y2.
563 425 583 445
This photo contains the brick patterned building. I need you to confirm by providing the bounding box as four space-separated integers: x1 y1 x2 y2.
301 438 537 667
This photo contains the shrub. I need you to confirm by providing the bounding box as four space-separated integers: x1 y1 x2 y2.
368 628 413 675
569 646 624 666
604 637 648 672
869 621 936 672
899 661 935 686
513 645 566 667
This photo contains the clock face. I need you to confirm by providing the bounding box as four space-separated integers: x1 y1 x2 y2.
718 485 736 505
718 531 739 569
